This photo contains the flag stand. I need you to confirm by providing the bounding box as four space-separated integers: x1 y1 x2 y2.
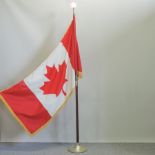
67 2 87 153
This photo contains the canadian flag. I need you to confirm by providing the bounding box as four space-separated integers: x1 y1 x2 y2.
0 16 82 134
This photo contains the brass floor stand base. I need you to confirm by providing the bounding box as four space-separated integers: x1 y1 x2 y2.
68 144 87 153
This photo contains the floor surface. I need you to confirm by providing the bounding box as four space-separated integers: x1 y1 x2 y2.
0 143 155 155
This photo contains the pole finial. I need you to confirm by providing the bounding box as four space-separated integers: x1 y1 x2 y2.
70 0 77 9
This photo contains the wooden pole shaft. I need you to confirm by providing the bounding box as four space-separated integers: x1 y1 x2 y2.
75 73 79 143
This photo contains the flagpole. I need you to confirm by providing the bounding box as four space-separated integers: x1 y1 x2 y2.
75 72 79 144
68 1 87 153
73 5 80 145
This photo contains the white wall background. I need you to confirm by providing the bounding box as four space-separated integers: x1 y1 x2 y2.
0 0 155 142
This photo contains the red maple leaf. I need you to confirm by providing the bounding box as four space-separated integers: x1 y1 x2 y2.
40 61 68 96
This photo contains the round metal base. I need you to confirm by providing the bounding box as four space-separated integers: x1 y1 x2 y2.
68 144 87 153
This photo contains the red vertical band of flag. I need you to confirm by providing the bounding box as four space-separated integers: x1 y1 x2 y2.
61 16 82 77
0 81 51 134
